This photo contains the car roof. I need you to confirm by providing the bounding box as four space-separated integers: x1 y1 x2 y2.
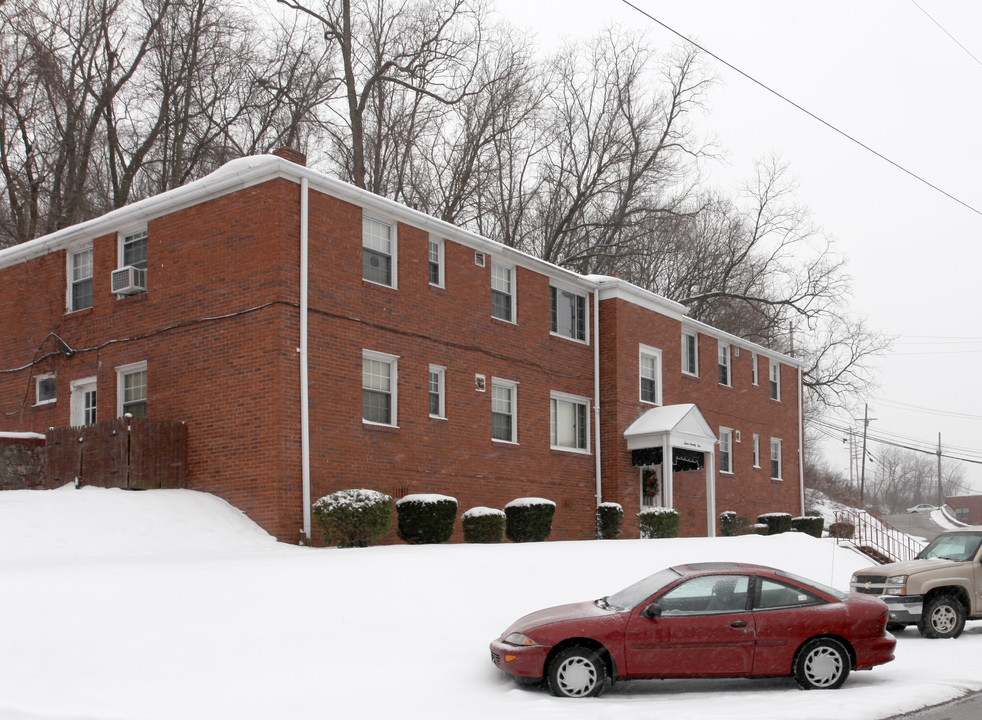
672 562 774 575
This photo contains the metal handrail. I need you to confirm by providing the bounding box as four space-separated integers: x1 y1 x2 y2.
831 509 925 563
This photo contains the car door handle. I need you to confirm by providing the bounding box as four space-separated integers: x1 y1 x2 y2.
730 621 747 628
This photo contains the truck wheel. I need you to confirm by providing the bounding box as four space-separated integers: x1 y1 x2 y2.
918 595 966 639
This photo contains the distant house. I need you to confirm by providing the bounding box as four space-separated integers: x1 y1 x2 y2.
946 496 982 525
0 149 804 543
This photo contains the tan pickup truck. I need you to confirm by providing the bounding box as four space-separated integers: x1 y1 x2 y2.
850 526 982 638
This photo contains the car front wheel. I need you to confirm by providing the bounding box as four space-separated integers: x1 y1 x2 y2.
794 638 850 690
547 646 607 698
919 595 966 639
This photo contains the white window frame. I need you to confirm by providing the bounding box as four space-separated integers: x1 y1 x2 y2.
549 283 588 342
770 438 783 480
719 427 733 474
550 391 590 453
751 353 759 386
491 378 518 444
682 330 699 377
35 373 56 406
639 344 662 405
752 434 761 468
428 236 444 288
718 341 731 386
362 350 398 427
115 361 147 418
362 215 397 288
491 261 516 323
769 360 781 401
70 377 98 427
428 364 446 419
67 245 94 312
117 229 148 295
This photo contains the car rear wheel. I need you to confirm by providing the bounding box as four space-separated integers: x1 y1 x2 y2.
547 646 607 698
794 638 850 690
919 595 966 639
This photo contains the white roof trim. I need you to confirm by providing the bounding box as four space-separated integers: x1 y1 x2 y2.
623 404 717 453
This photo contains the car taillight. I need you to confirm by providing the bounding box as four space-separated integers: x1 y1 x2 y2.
878 611 888 625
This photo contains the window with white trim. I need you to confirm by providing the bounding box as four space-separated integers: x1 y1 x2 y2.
770 438 782 480
362 351 397 426
717 342 731 386
69 247 93 311
491 262 514 322
719 427 733 474
428 238 444 287
751 353 758 386
363 217 395 287
550 392 589 452
118 230 148 292
682 330 698 376
491 379 517 442
116 362 147 417
428 365 446 418
35 374 56 406
70 377 98 427
639 345 662 405
769 360 781 401
752 434 760 468
550 285 586 341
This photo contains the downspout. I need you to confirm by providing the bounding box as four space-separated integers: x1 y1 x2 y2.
798 365 805 516
300 177 312 542
593 288 602 507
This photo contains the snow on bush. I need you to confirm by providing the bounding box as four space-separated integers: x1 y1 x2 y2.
395 493 457 544
596 502 623 539
312 489 393 548
504 497 555 543
462 506 506 543
638 506 680 539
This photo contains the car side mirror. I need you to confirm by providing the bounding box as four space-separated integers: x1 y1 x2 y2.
641 602 663 619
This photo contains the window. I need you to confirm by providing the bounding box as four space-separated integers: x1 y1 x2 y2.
70 378 98 427
751 353 758 386
657 574 750 616
770 438 782 480
491 379 517 442
362 351 397 426
550 286 586 341
120 230 148 291
752 434 760 468
363 217 395 287
639 345 662 405
717 342 730 386
769 360 781 401
682 330 698 376
756 578 823 610
491 262 514 322
116 362 147 417
69 247 93 311
719 427 733 474
35 374 56 405
428 238 444 287
550 392 589 452
428 365 446 418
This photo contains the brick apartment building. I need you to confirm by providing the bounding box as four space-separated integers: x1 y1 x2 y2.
0 149 804 543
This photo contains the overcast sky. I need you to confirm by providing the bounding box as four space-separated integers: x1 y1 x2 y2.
492 0 982 495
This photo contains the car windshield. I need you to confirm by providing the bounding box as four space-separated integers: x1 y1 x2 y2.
603 568 681 610
916 532 982 562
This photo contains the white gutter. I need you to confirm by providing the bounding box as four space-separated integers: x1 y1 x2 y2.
798 366 805 515
593 288 602 507
300 177 312 542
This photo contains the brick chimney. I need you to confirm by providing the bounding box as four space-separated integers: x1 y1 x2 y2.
273 147 307 167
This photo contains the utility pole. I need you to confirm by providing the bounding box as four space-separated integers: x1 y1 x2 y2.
937 433 943 507
857 403 876 506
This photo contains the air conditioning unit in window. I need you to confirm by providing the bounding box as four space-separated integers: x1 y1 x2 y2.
111 266 146 295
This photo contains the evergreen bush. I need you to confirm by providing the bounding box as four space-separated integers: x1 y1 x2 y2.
312 488 394 548
757 512 793 535
792 515 825 538
752 523 769 535
504 498 555 542
396 494 457 544
596 503 623 539
827 521 855 540
638 507 680 539
719 510 743 537
462 507 506 543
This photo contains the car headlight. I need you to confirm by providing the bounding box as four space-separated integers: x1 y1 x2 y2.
503 632 540 647
884 575 908 596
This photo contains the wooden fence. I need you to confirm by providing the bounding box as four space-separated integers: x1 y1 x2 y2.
45 418 187 490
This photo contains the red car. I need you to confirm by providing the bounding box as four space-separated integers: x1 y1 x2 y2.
490 562 895 697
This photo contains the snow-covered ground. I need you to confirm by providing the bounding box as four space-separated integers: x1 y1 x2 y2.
1 486 981 720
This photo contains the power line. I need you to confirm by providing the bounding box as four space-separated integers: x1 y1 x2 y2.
911 0 982 69
618 0 982 218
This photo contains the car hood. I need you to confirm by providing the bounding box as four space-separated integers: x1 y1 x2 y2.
856 557 962 577
500 600 614 637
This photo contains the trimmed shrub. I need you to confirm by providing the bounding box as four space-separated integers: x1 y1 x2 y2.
719 510 748 537
312 489 393 548
827 521 855 540
396 494 457 544
462 507 506 543
504 497 556 542
638 506 680 539
757 512 793 535
752 523 769 536
792 515 825 538
596 503 623 539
